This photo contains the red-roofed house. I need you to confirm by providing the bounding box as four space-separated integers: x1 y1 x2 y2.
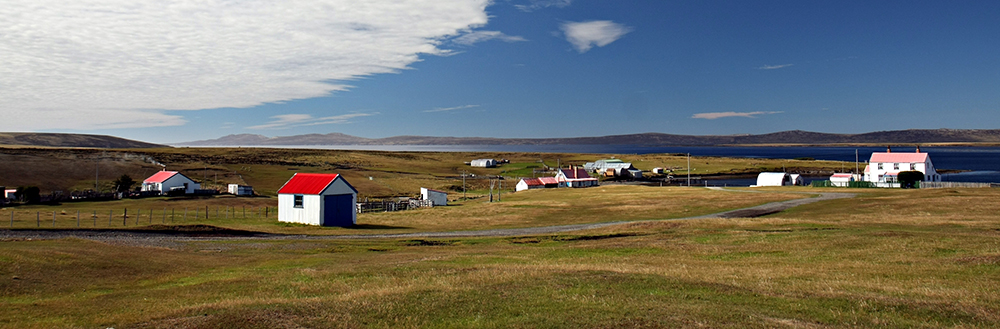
141 171 200 195
863 148 940 187
555 167 598 188
277 173 357 227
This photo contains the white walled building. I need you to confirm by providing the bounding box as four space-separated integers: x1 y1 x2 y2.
228 184 253 196
420 187 448 206
141 171 200 195
277 173 357 227
863 149 940 188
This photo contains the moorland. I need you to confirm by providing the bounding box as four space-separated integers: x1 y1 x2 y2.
1 145 999 328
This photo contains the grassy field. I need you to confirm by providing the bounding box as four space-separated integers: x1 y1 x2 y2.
0 186 803 234
0 146 852 198
2 187 1000 328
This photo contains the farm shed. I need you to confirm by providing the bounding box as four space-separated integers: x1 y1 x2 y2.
141 171 200 195
228 184 253 196
583 159 636 176
556 167 599 188
789 174 804 186
830 173 856 187
420 187 448 206
755 172 793 187
627 169 643 179
516 178 544 192
277 173 357 227
470 159 497 168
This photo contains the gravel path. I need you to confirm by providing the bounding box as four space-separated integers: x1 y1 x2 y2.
0 189 854 245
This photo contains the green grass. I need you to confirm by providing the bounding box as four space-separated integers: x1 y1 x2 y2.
2 188 1000 328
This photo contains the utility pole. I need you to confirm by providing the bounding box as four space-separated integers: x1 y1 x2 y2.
462 171 467 200
686 153 691 187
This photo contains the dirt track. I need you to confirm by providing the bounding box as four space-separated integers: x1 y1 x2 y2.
0 189 854 246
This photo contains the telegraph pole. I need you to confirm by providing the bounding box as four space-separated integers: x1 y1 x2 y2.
462 171 467 200
686 153 691 187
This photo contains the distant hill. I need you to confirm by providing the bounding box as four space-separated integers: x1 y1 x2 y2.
0 133 166 148
177 129 1000 147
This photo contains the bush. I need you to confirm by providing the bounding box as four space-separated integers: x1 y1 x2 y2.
897 171 923 189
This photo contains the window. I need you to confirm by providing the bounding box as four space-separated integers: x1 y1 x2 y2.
893 163 899 170
911 163 918 170
294 195 303 208
877 163 883 170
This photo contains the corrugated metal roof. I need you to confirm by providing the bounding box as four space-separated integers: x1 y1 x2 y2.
831 174 854 178
869 152 929 163
144 171 178 183
560 168 592 179
521 178 543 186
538 177 559 185
277 173 340 194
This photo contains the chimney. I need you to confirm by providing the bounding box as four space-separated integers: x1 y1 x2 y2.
886 146 891 153
916 145 921 153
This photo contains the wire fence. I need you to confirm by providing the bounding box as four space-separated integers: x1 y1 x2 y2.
1 206 274 229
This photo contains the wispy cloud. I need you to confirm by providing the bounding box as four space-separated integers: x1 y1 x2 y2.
758 64 794 70
515 0 572 12
247 113 377 129
691 111 783 120
560 20 632 53
0 0 491 130
453 31 527 45
424 104 480 113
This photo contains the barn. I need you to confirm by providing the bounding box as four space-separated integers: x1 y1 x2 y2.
277 173 357 227
420 187 448 206
141 171 200 195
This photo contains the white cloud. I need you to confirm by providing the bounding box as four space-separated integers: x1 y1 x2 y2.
0 0 490 130
453 31 527 45
758 64 794 70
424 104 480 113
560 20 632 53
691 111 783 120
515 0 572 12
247 112 377 129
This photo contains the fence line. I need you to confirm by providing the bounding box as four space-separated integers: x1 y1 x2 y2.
1 205 277 229
921 181 997 189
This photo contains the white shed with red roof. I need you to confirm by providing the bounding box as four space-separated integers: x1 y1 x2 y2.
141 171 200 195
277 173 357 227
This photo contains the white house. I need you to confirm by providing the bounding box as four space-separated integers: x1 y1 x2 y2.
228 184 253 196
583 159 636 176
555 167 598 188
470 159 497 168
141 171 200 195
755 172 794 187
420 187 448 206
863 148 940 188
277 173 357 227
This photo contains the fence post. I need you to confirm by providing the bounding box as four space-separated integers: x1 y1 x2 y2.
163 208 166 223
184 208 187 221
52 211 55 227
109 210 113 227
171 208 174 223
243 206 245 218
37 212 40 227
77 210 80 227
93 210 96 227
195 207 198 220
10 211 14 228
136 209 140 225
206 206 209 220
149 209 152 224
123 208 127 227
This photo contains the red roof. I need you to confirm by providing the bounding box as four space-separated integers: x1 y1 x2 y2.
538 177 559 185
277 173 340 194
560 168 593 180
521 178 543 186
831 174 853 178
869 152 929 163
144 171 179 183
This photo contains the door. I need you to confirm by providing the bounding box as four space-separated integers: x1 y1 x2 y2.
323 194 355 227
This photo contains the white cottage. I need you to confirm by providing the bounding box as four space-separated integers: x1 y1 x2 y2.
277 173 357 227
141 171 200 195
555 167 599 188
420 187 448 206
863 148 940 188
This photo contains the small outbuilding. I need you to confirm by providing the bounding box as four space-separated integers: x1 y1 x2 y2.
516 178 544 192
228 184 253 196
755 172 794 187
277 173 357 227
141 171 200 195
830 173 856 187
470 159 498 168
420 187 448 206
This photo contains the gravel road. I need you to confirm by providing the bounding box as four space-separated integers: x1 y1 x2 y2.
0 189 854 246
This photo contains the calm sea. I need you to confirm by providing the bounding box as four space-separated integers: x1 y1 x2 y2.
229 144 1000 185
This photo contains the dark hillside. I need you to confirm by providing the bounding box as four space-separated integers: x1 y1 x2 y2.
0 133 165 148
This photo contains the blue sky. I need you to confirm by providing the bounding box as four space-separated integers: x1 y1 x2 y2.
2 0 999 144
